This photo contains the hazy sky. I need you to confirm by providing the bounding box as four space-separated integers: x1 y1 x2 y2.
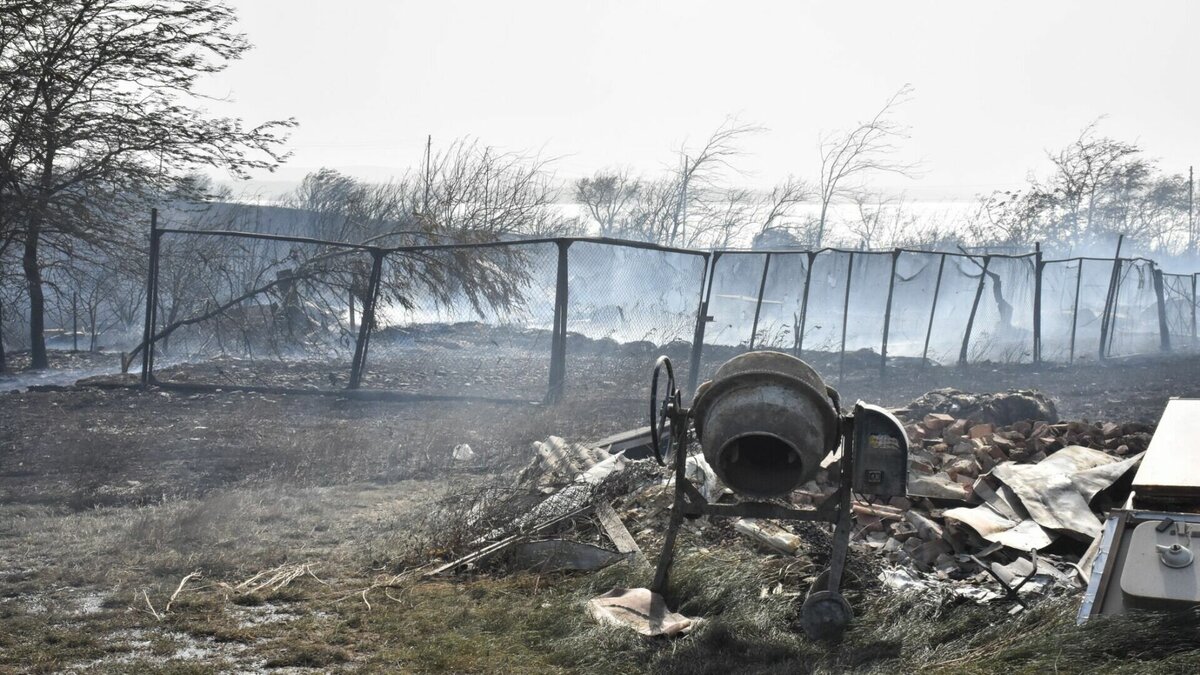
205 0 1200 199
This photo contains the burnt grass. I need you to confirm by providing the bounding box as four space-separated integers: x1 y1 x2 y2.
3 335 1200 672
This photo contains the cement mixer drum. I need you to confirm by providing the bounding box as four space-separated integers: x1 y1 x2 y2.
691 351 841 499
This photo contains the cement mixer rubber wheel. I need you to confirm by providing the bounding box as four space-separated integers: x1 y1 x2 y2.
800 590 853 641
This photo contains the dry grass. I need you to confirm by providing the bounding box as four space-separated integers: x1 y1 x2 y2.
4 479 1200 673
8 353 1200 672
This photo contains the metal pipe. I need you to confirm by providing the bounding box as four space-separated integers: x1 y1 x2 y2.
348 250 384 389
687 251 718 394
140 209 160 387
1033 244 1042 363
1098 235 1125 359
959 255 991 365
921 253 946 369
748 253 772 350
1153 266 1171 352
1069 260 1083 363
880 250 899 377
838 252 854 384
796 251 816 357
1192 273 1197 349
546 241 571 403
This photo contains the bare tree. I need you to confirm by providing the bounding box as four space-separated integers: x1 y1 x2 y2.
760 176 811 232
845 191 898 249
815 85 919 246
670 118 763 247
574 169 642 238
0 0 294 368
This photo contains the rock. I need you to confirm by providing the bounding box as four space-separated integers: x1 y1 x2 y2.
923 413 956 431
943 419 968 444
968 423 995 440
904 388 1058 426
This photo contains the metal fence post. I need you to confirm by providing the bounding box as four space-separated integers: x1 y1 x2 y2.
1193 273 1198 349
838 251 854 384
959 255 990 366
1153 266 1171 352
1069 260 1083 363
140 208 161 387
1033 245 1043 364
1098 235 1125 360
921 252 946 369
687 251 717 394
879 250 899 377
796 251 816 357
748 253 771 350
546 240 570 403
348 249 385 389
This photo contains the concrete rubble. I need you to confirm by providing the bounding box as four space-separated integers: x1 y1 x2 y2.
429 388 1150 625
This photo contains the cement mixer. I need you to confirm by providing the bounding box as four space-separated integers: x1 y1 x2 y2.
648 351 909 639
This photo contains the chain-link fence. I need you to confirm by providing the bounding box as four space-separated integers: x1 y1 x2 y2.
136 220 1200 403
140 225 712 402
1160 272 1197 350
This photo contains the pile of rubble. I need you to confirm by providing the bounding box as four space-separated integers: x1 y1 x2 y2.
427 387 1148 619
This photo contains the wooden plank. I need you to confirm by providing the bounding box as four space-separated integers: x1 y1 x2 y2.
1133 398 1200 501
596 502 648 568
423 506 591 577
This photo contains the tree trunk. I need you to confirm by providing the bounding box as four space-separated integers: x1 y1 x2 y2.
0 296 6 372
23 227 48 369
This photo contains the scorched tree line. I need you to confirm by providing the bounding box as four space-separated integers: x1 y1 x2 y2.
0 0 292 370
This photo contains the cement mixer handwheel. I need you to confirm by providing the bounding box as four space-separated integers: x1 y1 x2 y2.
649 356 677 466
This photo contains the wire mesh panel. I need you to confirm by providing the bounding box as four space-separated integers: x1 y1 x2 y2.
564 242 706 399
1040 259 1081 362
703 252 768 348
1066 259 1114 362
753 252 810 352
887 251 943 360
922 254 983 365
842 252 893 354
966 255 1037 363
1107 259 1162 357
131 228 1200 402
800 250 853 357
693 252 767 385
365 242 559 400
1160 273 1196 350
150 231 366 389
559 241 700 396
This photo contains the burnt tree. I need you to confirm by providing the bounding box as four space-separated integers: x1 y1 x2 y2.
0 0 293 368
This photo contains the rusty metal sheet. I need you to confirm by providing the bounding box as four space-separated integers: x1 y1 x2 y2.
992 446 1142 540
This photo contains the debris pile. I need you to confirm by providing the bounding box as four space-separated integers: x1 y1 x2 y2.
855 389 1144 600
425 388 1148 629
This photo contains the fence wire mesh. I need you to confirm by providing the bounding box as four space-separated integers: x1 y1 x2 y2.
149 231 365 390
1161 273 1196 348
888 251 944 360
564 242 707 399
1107 259 1161 357
364 242 559 400
921 253 982 365
138 227 1200 402
966 255 1037 363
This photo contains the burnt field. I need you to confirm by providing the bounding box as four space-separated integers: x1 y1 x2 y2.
3 345 1200 672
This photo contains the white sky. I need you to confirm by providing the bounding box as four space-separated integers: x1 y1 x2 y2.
205 0 1200 200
